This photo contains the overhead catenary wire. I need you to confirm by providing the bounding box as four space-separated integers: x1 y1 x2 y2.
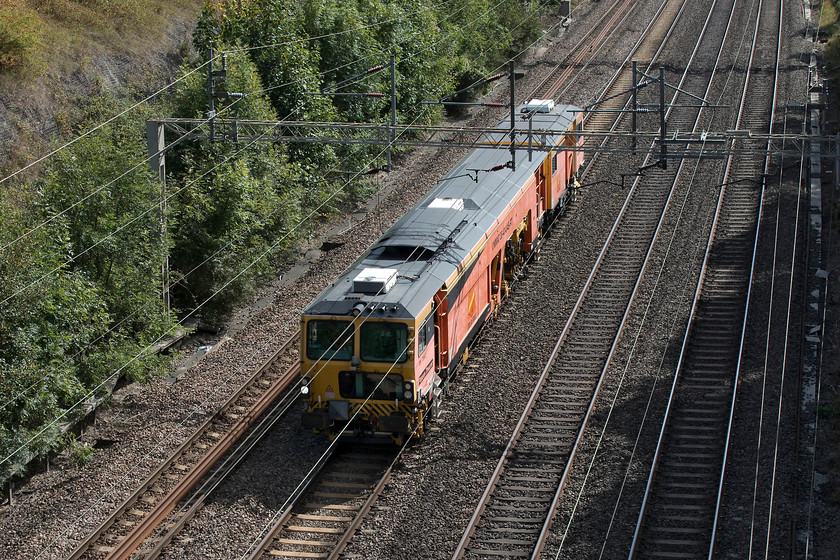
2 0 517 451
243 147 530 559
31 105 436 558
297 136 518 398
293 0 576 400
0 0 461 254
0 47 392 306
0 0 457 190
0 60 215 191
185 151 491 555
0 0 519 409
41 1 564 532
746 100 803 559
0 143 368 416
2 0 467 287
21 0 564 552
555 140 716 557
2 0 549 311
549 0 743 549
263 0 569 411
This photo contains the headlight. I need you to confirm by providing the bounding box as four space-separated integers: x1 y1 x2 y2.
403 381 414 401
300 384 310 396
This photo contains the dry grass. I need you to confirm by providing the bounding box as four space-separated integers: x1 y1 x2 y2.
0 0 204 174
819 0 840 40
1 0 204 76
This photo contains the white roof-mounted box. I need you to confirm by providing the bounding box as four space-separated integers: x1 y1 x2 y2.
523 99 555 113
353 267 398 294
428 197 465 210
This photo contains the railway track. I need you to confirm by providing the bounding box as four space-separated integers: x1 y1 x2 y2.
62 4 658 559
529 0 637 101
226 6 692 560
68 334 301 560
64 1 788 558
448 0 757 557
576 0 687 156
627 0 783 557
244 446 397 560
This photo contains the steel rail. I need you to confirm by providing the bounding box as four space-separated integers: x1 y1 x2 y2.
450 0 744 555
245 447 398 560
578 0 690 176
454 1 701 547
231 7 648 558
530 0 739 553
710 0 782 553
530 0 637 100
137 363 303 559
245 446 337 559
102 349 300 560
627 0 782 556
67 332 300 560
531 0 736 549
68 7 673 559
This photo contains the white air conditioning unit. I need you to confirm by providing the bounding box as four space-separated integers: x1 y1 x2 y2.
353 268 398 294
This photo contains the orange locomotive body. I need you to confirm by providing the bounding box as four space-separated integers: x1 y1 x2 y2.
300 101 583 443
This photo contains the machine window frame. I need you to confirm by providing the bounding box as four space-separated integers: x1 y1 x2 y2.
417 313 434 354
338 371 405 400
306 319 354 361
360 321 409 363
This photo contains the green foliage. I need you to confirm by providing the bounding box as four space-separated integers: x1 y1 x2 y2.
190 0 543 216
166 48 305 321
64 433 94 468
0 3 44 73
0 0 548 485
194 0 341 180
0 206 100 479
820 0 839 33
37 96 173 351
0 94 176 482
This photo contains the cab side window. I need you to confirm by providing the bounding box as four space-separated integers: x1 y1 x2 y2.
417 314 434 354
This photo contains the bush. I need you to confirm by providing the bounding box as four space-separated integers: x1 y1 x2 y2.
0 94 177 483
64 434 94 468
165 47 306 322
0 4 44 73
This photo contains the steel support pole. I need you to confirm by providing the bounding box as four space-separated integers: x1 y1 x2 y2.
659 65 667 168
388 54 396 172
510 61 516 171
146 120 169 316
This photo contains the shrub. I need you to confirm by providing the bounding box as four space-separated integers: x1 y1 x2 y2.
0 4 44 74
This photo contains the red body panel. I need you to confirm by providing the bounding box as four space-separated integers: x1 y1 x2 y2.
434 122 583 372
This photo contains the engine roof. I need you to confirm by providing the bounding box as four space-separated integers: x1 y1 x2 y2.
303 103 581 321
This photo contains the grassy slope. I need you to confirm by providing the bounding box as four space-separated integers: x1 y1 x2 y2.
0 0 205 172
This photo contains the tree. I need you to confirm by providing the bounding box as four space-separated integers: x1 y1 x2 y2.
166 47 304 321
